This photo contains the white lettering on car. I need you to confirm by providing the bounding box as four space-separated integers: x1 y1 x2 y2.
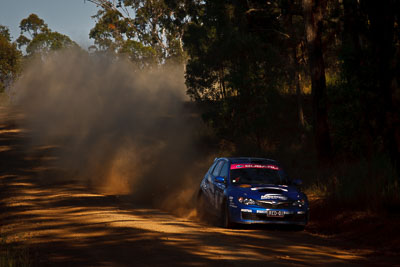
241 209 252 212
261 194 288 200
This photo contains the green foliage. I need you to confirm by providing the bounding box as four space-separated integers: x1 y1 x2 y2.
0 25 22 92
25 31 79 56
119 39 158 67
19 13 47 36
327 0 400 165
181 0 400 182
88 0 189 66
328 80 368 157
17 14 80 56
183 0 298 150
16 35 30 49
0 26 12 41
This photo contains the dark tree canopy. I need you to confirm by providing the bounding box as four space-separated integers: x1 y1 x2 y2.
180 0 399 171
0 1 398 178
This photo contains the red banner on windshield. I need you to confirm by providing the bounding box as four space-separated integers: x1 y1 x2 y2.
230 164 279 170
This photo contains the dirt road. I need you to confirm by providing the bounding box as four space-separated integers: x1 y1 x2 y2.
0 108 396 266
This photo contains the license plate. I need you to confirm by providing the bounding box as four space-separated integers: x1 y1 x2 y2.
267 210 284 217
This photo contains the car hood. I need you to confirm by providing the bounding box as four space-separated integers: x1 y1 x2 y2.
228 184 305 202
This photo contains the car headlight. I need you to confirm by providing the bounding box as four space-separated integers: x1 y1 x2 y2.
292 199 305 207
238 197 256 205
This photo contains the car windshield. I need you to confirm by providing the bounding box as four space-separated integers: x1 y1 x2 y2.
230 164 287 185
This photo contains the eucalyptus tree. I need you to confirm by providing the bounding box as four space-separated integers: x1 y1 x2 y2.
184 0 295 149
0 25 22 92
87 0 198 66
16 14 79 56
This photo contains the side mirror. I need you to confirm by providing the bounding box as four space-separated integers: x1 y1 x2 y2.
214 176 226 184
292 179 303 186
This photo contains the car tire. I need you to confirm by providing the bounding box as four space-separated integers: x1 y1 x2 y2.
293 225 305 231
196 191 207 221
221 201 234 228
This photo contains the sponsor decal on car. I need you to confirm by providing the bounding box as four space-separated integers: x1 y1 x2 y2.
229 196 237 208
256 209 268 214
260 194 288 200
241 209 252 212
251 186 288 192
230 164 279 170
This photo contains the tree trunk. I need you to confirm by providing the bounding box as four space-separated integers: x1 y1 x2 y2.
342 0 362 81
366 0 400 175
219 67 226 99
295 70 305 128
285 3 306 129
303 0 332 161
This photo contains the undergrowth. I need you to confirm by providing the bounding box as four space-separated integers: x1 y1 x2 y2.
304 155 400 213
0 233 32 267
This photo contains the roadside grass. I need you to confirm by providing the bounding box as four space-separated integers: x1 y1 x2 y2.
227 127 400 249
0 233 32 267
302 155 400 250
333 156 399 210
305 155 400 213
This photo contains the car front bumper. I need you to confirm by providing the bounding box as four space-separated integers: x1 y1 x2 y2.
229 205 309 225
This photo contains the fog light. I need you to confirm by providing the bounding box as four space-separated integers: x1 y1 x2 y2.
293 199 305 207
238 197 255 205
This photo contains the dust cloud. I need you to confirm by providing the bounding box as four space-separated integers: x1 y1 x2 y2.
11 49 211 217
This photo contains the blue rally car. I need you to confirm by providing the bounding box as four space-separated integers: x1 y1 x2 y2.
196 157 309 228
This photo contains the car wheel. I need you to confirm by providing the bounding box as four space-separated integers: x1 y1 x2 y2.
196 191 207 221
293 225 305 231
221 201 234 228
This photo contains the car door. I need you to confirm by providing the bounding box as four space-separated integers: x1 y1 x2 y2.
201 160 218 207
214 161 229 211
209 160 224 209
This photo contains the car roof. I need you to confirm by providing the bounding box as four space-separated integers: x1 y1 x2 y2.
216 157 278 165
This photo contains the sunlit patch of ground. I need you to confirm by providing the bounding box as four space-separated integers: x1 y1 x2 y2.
0 128 25 134
32 145 60 151
0 145 12 152
23 156 58 161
